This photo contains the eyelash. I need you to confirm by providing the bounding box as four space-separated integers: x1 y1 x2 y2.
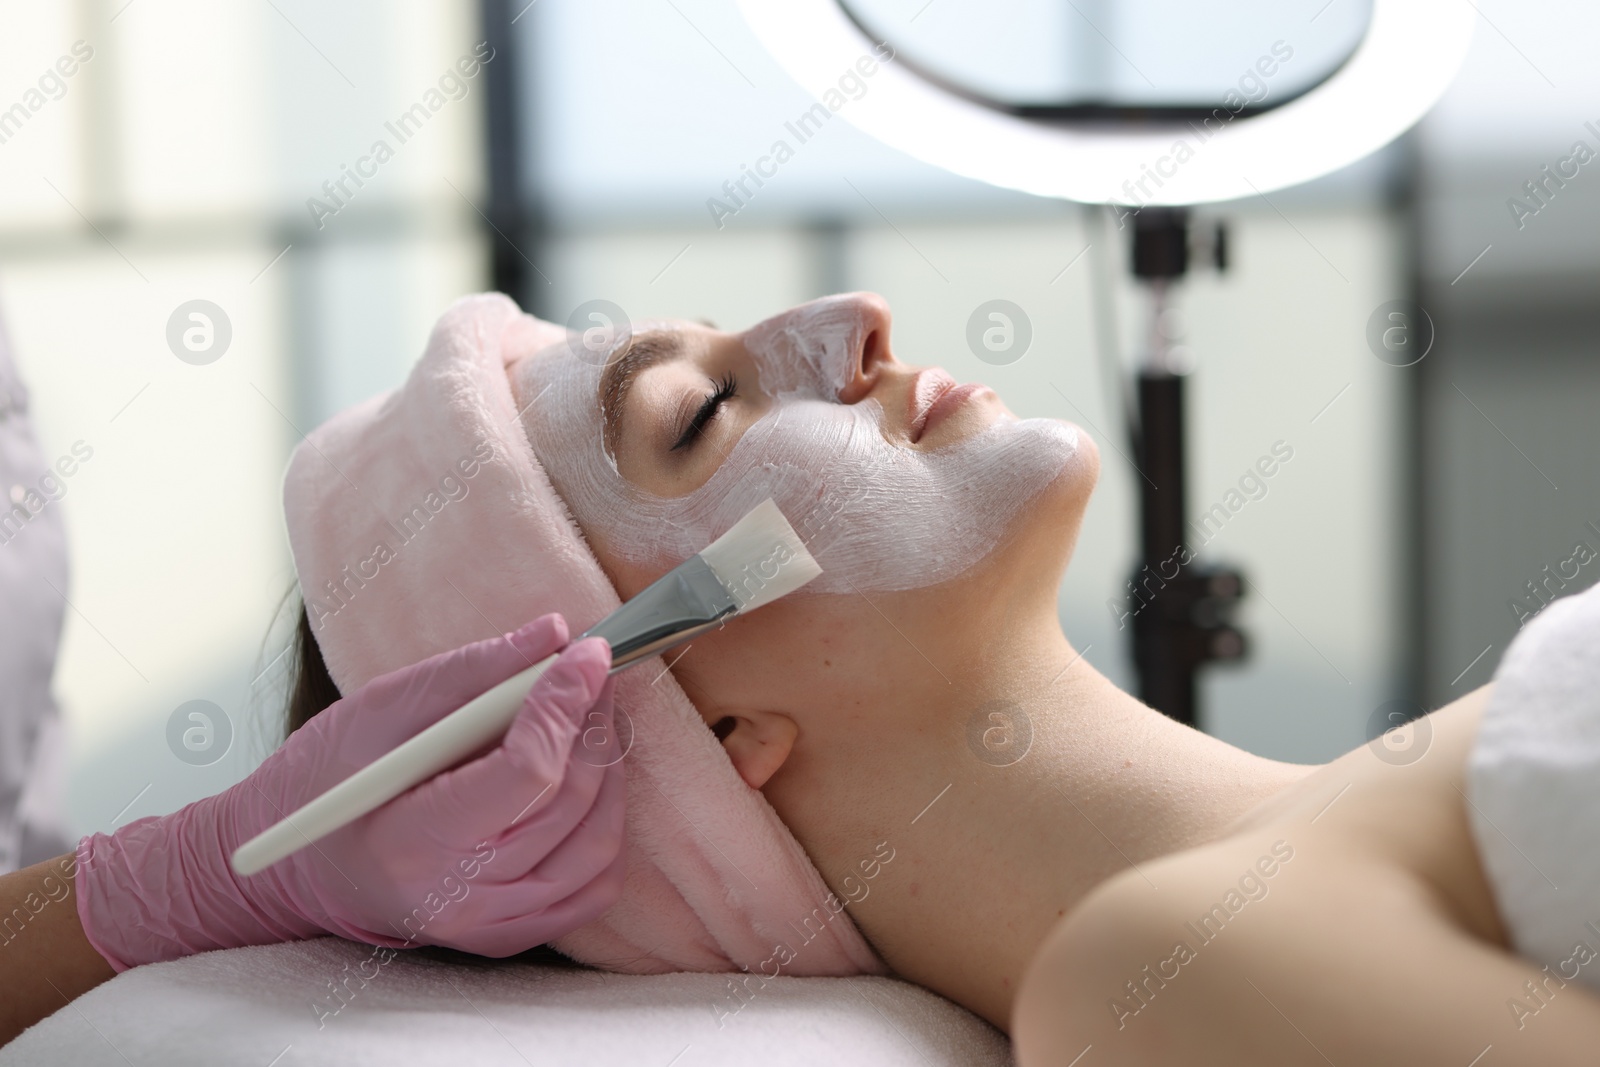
671 372 738 452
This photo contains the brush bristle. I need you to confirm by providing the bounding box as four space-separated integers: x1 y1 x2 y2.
697 498 823 612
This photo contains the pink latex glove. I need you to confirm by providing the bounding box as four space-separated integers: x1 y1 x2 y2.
75 613 626 972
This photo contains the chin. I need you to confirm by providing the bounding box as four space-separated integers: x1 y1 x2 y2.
1060 421 1101 500
998 413 1098 503
1010 419 1099 560
1058 421 1100 512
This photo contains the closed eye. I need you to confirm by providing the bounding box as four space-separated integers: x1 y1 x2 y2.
671 372 738 451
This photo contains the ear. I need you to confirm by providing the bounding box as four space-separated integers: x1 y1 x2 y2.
709 710 797 789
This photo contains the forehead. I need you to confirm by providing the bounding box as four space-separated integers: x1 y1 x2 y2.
521 320 695 395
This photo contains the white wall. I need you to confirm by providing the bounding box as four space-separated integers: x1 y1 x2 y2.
1413 0 1600 700
0 0 488 837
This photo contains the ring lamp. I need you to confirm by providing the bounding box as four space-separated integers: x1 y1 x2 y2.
736 0 1474 206
736 0 1474 726
738 0 1476 725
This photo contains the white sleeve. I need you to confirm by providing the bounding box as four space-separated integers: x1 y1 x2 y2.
0 306 72 875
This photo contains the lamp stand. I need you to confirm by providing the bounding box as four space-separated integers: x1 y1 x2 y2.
1125 208 1247 726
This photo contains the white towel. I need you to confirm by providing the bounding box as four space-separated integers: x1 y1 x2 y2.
1467 578 1600 992
0 937 1010 1066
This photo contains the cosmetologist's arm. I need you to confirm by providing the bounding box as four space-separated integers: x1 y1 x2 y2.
0 851 114 1047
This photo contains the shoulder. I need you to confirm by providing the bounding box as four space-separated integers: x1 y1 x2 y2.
1014 824 1600 1066
1014 831 1321 1065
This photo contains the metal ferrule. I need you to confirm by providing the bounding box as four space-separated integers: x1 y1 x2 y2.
580 554 740 674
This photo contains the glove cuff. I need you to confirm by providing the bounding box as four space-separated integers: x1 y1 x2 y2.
74 794 323 970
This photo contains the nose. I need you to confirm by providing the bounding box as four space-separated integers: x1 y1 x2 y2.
836 292 894 405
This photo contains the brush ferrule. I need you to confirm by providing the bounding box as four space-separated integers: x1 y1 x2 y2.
580 554 739 673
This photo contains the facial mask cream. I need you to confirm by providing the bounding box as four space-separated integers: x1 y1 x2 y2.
513 296 1079 593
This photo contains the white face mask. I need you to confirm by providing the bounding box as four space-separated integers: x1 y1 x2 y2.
512 296 1081 594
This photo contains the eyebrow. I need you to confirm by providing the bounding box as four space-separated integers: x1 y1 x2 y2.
598 330 688 456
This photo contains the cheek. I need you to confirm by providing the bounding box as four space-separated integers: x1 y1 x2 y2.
758 399 884 468
673 594 853 708
596 550 666 602
668 623 771 722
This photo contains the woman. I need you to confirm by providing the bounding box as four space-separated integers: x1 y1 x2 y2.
285 289 1597 1062
11 290 1596 1060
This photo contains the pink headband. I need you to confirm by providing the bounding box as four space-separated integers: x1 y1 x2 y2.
282 293 885 978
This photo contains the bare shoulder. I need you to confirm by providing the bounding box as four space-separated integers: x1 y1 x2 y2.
1014 689 1600 1066
1016 834 1600 1065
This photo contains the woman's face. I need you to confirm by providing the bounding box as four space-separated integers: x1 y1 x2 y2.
590 295 1017 498
513 293 1093 595
510 293 1099 784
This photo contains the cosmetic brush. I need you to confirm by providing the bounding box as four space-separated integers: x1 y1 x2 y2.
232 497 819 876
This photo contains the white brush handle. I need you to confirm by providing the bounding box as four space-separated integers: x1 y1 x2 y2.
230 653 555 877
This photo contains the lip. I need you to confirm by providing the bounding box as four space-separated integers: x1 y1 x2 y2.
910 369 989 444
908 368 957 443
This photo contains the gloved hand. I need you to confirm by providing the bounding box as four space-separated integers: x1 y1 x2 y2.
74 613 626 971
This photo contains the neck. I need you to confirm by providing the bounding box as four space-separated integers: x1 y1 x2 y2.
773 616 1316 1032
